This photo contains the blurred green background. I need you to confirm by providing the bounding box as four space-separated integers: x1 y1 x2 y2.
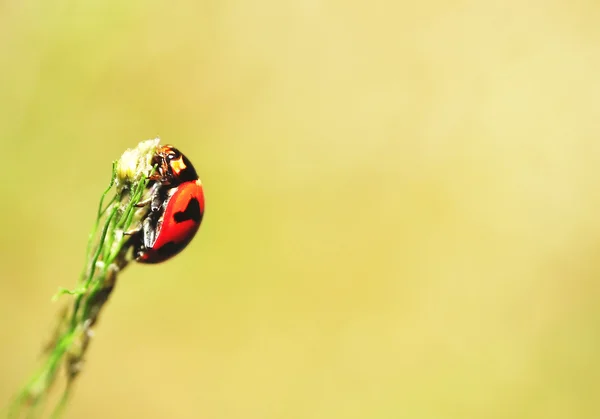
2 1 600 418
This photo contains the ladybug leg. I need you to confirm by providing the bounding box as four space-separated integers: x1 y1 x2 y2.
123 225 141 236
134 182 162 208
141 214 157 249
129 216 156 260
135 194 163 209
148 171 175 186
125 186 165 238
150 190 164 212
135 197 152 207
124 203 160 237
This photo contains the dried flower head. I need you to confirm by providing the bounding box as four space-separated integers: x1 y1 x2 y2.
115 138 160 188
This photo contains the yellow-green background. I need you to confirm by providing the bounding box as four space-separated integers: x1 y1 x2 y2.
1 1 600 418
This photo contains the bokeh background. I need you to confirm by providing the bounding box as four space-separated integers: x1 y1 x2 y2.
1 1 600 418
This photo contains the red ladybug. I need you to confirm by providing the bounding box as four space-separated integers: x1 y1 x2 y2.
132 145 205 264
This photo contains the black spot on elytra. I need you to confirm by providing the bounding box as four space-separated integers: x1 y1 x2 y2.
173 198 202 223
155 238 191 262
156 240 188 257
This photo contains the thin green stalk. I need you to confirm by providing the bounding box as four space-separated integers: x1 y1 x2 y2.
8 139 161 419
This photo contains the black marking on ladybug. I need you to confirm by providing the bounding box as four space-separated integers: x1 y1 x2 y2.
173 197 202 223
176 154 198 182
156 240 190 257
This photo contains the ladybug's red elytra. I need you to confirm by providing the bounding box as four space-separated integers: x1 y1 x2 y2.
132 145 205 264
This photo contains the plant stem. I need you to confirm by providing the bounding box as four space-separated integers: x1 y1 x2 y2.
8 153 155 419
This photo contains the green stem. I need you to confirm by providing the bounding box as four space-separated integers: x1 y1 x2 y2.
8 165 152 419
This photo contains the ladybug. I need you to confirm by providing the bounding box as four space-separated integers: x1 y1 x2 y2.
132 145 205 264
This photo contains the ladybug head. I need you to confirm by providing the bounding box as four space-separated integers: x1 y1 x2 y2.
153 145 198 185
